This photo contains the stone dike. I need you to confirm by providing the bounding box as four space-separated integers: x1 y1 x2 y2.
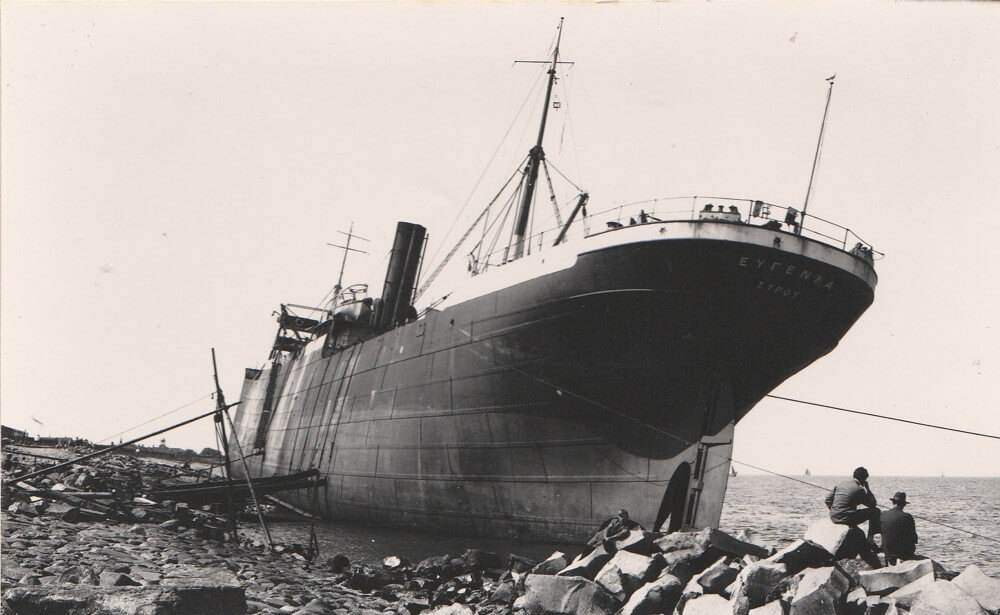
5 507 1000 615
3 449 999 614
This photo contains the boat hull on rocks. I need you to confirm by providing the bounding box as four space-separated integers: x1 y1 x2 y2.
229 219 876 542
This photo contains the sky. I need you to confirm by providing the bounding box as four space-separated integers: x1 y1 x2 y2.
2 2 998 477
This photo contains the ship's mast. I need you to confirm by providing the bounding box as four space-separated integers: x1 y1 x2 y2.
800 75 836 235
326 223 369 301
511 18 565 260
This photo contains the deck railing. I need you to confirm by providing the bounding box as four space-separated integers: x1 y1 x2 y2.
469 196 879 274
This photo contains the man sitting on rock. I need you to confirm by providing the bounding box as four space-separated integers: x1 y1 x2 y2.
881 491 918 565
825 467 881 541
825 467 883 567
587 509 642 549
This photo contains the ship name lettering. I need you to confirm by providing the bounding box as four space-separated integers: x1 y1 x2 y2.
739 256 834 290
756 281 801 298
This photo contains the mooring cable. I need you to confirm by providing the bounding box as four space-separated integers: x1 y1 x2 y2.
765 394 1000 441
94 392 215 445
456 331 1000 545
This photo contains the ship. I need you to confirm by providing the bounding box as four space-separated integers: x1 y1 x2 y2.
227 22 877 542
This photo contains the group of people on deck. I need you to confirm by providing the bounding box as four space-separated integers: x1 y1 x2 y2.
825 466 919 568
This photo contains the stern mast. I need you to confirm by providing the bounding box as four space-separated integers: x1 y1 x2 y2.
511 18 565 260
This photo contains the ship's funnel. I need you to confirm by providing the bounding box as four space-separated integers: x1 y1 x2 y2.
379 222 426 328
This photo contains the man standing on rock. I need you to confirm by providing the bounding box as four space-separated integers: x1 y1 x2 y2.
881 492 918 565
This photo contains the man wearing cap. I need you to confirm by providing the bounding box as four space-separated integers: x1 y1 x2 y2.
881 492 918 565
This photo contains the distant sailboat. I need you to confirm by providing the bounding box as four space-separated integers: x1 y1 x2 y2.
730 466 738 478
805 469 811 476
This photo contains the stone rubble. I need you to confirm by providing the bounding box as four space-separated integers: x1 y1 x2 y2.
3 449 999 614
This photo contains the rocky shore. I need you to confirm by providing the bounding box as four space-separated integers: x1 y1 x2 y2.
2 448 999 614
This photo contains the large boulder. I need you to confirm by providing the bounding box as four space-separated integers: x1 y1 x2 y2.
619 573 684 615
2 583 246 615
749 601 787 615
789 566 850 614
675 572 706 614
508 554 538 573
803 519 852 557
683 593 733 614
731 561 789 615
531 551 568 575
489 581 519 606
766 540 832 574
952 565 1000 615
909 579 989 615
697 557 739 596
763 571 805 606
654 529 716 572
655 528 713 555
557 545 614 580
382 555 410 571
613 530 662 555
735 529 773 552
866 596 902 615
7 501 37 516
843 586 868 615
656 528 769 561
42 502 83 522
858 559 935 595
521 574 621 615
461 548 503 571
425 605 474 615
416 554 454 577
706 529 771 559
99 571 140 587
886 573 937 610
594 551 660 601
835 558 874 587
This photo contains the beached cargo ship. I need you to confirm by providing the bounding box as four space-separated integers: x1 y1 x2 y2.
228 23 877 542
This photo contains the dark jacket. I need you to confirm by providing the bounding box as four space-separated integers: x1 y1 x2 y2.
587 516 640 547
824 479 877 523
881 507 918 559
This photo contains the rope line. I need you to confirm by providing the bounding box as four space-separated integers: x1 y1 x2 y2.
236 334 999 544
766 395 1000 440
453 333 1000 545
95 392 215 445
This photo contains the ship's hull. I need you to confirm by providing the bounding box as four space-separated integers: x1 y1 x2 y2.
229 221 875 542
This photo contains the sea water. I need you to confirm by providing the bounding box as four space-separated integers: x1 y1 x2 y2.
720 475 999 577
252 476 999 577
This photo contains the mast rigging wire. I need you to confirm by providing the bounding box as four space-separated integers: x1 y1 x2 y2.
541 160 564 228
420 67 549 284
416 160 527 302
